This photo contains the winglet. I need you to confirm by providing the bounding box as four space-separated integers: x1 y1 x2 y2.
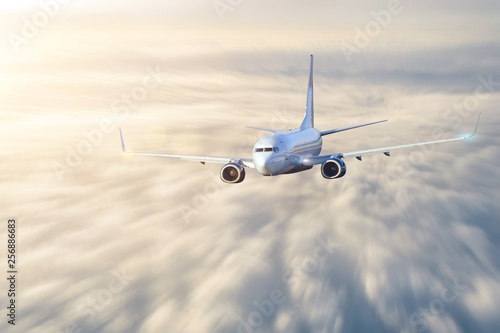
119 127 127 153
466 112 481 139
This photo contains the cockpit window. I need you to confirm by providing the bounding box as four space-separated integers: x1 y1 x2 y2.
255 147 276 153
273 146 279 152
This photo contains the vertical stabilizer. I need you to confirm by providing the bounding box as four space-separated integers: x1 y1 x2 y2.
300 54 314 129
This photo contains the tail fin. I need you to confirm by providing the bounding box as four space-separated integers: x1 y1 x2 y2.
300 54 314 129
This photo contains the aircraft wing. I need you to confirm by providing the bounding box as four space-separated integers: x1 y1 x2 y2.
119 128 255 168
302 114 480 166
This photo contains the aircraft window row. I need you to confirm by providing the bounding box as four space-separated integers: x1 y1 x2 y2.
255 147 279 153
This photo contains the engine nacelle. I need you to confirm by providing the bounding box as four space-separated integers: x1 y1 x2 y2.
220 163 246 183
321 158 346 179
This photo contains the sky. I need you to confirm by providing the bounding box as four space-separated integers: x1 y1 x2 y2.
1 1 500 333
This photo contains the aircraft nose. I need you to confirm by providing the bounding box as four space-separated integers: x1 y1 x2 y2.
254 154 272 175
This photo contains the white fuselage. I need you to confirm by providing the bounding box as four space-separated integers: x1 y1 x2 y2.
253 128 322 175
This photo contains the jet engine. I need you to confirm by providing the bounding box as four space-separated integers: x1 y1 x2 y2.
321 158 346 179
220 163 246 183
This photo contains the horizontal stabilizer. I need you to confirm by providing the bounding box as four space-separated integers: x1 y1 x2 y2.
246 126 282 133
320 119 387 136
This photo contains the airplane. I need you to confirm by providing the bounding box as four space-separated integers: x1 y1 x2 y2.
119 54 480 184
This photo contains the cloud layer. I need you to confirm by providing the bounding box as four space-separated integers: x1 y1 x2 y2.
1 9 500 333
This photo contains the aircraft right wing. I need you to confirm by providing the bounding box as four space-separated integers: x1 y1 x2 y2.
119 128 255 168
302 114 480 166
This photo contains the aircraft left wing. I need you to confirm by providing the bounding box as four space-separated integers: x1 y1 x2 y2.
302 114 480 166
119 128 255 168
